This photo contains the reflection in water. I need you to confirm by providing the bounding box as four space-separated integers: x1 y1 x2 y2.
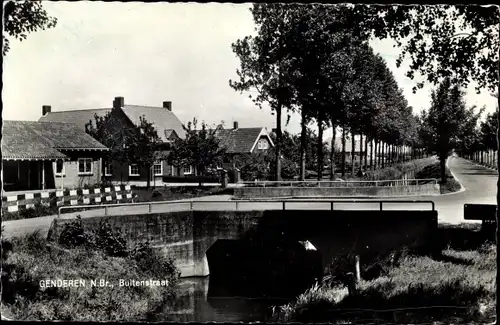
153 240 322 322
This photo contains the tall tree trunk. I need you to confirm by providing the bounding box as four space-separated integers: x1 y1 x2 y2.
387 144 390 166
317 117 324 181
370 138 374 170
364 136 369 170
300 109 307 181
376 141 380 169
391 145 394 165
275 103 282 182
439 153 447 184
330 125 336 180
351 131 356 176
146 165 151 190
359 133 363 172
341 126 346 177
381 142 385 169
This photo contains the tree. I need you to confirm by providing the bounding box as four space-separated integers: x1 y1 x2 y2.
455 106 485 158
426 78 468 183
233 151 271 181
85 112 129 166
127 117 162 190
481 110 499 151
168 118 226 179
230 4 300 182
85 113 161 189
3 0 57 55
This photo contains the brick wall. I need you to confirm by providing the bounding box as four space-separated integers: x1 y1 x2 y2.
54 159 101 189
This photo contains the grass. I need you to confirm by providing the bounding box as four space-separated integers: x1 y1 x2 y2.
131 186 234 202
1 224 180 321
273 223 496 324
3 203 59 221
415 161 462 194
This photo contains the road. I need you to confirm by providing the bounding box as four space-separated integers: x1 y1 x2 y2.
2 156 496 239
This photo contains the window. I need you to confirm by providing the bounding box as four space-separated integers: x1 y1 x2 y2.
55 160 65 176
183 166 193 175
129 164 140 176
78 158 93 175
153 161 163 176
257 138 269 150
104 160 113 176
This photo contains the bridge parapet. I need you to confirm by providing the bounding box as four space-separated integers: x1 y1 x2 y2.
51 200 438 278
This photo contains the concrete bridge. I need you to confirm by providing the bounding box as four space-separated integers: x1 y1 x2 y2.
48 200 437 277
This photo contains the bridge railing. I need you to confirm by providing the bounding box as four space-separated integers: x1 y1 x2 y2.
58 199 435 218
239 179 438 188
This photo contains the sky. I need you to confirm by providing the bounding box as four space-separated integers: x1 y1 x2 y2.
2 2 498 140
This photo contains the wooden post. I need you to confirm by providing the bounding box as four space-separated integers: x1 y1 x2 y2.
355 255 361 282
28 160 31 189
346 272 357 296
61 160 64 190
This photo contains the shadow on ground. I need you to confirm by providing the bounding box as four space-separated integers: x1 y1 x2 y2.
436 222 495 251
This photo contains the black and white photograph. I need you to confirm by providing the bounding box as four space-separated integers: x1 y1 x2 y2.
1 2 498 323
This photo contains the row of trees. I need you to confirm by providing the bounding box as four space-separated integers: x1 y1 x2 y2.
230 4 434 182
456 104 499 167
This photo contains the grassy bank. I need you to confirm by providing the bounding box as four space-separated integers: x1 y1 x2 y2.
415 160 462 194
320 156 437 182
132 186 233 202
1 218 181 321
274 223 496 324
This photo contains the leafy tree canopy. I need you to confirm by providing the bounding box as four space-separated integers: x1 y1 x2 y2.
168 118 226 176
3 0 57 55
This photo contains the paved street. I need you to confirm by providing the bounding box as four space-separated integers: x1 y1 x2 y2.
2 157 496 239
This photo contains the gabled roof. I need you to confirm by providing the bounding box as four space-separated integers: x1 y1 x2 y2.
2 121 107 161
39 108 111 130
39 105 186 142
164 129 179 140
215 127 273 154
121 105 186 141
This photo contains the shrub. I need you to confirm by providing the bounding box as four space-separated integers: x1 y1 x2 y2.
58 216 128 257
3 229 181 321
130 241 181 287
274 243 496 324
92 220 129 257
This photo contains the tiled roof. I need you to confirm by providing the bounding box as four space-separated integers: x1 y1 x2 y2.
2 121 107 160
39 105 186 142
215 127 267 154
39 108 111 131
121 105 186 141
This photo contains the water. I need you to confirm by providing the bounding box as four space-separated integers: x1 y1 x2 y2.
156 277 289 322
151 239 322 322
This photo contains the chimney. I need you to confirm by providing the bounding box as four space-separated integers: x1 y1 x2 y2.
42 105 51 116
233 121 238 130
113 96 124 109
163 101 172 111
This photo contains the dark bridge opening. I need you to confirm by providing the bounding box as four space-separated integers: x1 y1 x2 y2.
206 239 322 299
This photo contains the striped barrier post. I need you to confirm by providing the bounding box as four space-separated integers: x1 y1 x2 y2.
2 184 134 216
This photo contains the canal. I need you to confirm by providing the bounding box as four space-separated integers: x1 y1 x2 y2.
150 239 323 322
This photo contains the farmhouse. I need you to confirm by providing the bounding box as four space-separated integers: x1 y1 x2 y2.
216 121 275 169
39 97 195 184
2 120 108 192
